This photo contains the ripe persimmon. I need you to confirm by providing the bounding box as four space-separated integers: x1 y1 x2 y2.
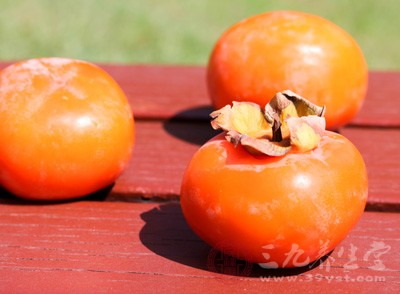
180 91 368 267
207 10 368 130
0 58 135 200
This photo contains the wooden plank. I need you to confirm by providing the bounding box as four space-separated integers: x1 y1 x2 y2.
352 72 400 127
115 121 400 210
101 65 400 127
341 127 400 211
79 64 211 121
0 117 397 209
110 120 219 200
0 62 209 120
1 62 399 126
0 201 398 293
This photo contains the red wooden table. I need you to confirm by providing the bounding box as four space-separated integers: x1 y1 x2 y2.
0 63 399 293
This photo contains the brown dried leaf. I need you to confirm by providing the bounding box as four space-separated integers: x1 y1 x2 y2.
265 92 294 124
225 130 242 147
241 136 292 156
226 130 291 156
210 91 326 157
281 90 326 117
210 104 232 130
286 116 325 152
211 101 272 138
265 92 298 141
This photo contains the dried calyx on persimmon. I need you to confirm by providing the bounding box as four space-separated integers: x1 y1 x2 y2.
210 90 326 156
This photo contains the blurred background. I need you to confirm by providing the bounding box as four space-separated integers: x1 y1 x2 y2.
0 0 398 70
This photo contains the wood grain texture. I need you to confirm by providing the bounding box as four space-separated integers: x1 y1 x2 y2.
1 62 399 125
110 120 219 200
100 121 400 210
352 72 400 127
0 119 386 208
0 201 398 293
340 128 400 211
100 64 400 127
99 64 211 121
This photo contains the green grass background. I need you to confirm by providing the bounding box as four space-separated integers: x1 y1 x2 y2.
0 0 398 69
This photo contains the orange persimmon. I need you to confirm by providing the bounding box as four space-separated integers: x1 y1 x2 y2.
207 10 368 130
180 92 367 267
0 58 135 200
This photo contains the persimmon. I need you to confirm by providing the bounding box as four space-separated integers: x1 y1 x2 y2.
207 10 368 130
0 58 135 200
180 91 368 267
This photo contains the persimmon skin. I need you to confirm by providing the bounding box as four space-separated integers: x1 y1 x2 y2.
0 58 135 200
180 131 368 267
207 11 368 130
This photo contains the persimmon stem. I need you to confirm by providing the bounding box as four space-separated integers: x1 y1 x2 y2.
271 119 282 142
210 90 326 156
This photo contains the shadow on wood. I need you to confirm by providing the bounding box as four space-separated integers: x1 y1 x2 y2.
0 184 113 205
139 203 211 271
139 202 329 278
163 106 220 146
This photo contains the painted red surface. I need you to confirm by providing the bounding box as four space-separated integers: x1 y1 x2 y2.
0 202 398 293
0 62 398 292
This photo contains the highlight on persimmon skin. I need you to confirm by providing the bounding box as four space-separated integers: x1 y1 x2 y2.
207 10 368 130
0 57 135 200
